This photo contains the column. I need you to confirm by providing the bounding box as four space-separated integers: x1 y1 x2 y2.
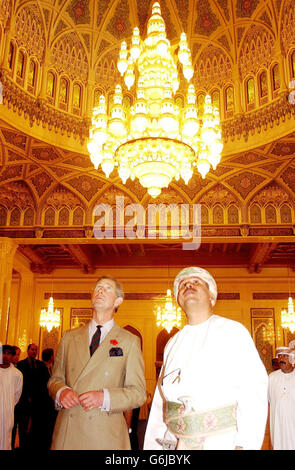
0 237 18 344
38 48 51 100
232 63 243 115
85 68 96 118
273 39 288 92
8 272 35 351
0 12 15 71
241 203 249 224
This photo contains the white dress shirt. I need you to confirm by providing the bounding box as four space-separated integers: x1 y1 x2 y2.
88 318 114 346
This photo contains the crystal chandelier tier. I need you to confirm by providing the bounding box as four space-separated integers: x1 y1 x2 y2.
40 296 61 333
87 2 223 197
281 296 295 334
156 288 182 333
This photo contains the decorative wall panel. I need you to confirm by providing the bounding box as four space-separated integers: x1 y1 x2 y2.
251 308 276 374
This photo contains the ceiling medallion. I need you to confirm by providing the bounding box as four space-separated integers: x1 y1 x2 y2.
87 2 223 197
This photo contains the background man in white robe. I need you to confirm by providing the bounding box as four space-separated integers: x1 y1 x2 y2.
0 345 23 450
144 266 268 450
268 345 295 450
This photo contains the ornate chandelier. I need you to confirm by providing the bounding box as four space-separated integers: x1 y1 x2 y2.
87 2 223 197
281 296 295 334
40 296 61 333
156 288 182 333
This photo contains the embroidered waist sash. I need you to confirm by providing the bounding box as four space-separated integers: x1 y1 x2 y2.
166 400 237 450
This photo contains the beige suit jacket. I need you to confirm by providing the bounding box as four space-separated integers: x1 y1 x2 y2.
48 322 146 450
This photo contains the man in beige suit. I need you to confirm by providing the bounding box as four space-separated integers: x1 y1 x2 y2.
48 275 146 450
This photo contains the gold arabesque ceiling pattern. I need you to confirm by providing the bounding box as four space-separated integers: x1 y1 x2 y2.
1 120 295 207
4 0 293 70
0 0 295 271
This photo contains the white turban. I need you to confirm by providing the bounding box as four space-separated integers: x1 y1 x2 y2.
276 347 289 357
173 267 218 306
276 346 295 366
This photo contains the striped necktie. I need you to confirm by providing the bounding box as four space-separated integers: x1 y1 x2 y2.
90 325 102 356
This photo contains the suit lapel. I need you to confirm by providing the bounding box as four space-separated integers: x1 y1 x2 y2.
74 323 90 370
76 323 122 383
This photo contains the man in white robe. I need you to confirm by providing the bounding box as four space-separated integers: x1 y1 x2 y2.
268 345 295 450
144 267 268 450
0 345 23 450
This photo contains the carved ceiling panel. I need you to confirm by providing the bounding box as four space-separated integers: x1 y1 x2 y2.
12 241 295 272
0 120 295 207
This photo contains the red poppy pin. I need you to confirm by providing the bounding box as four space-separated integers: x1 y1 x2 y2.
110 339 118 346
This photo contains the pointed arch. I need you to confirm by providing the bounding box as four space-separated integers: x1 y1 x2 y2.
123 325 143 350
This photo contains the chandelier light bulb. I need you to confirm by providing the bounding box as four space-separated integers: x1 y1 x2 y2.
124 58 135 89
117 41 128 75
180 166 193 183
209 139 223 157
148 187 162 198
182 63 194 82
207 153 221 170
101 162 114 177
91 125 107 148
201 126 216 146
118 166 131 183
186 83 196 103
178 32 190 65
130 28 141 61
87 137 100 156
197 158 211 179
157 38 169 56
131 113 148 136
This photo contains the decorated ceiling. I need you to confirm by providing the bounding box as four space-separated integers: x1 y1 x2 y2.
0 0 295 271
1 0 294 75
1 119 295 207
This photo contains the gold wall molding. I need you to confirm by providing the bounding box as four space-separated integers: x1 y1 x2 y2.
253 292 295 299
222 93 295 143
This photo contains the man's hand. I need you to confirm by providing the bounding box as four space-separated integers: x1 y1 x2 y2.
79 390 104 411
59 389 80 409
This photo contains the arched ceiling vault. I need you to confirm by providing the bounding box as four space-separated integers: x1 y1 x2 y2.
10 0 286 68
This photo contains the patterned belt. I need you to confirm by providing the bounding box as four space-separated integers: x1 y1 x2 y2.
166 399 237 450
